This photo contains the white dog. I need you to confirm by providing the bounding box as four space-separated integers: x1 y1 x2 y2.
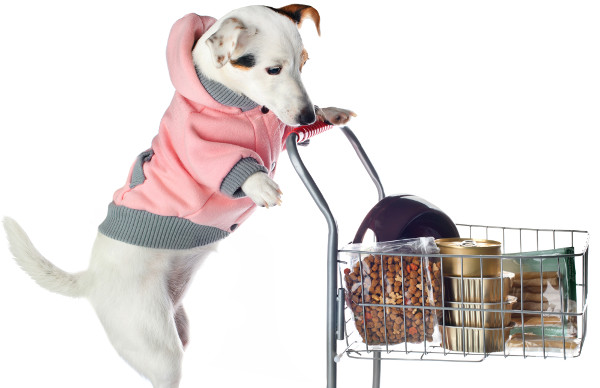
3 4 355 388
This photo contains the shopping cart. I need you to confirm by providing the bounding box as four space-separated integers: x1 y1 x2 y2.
286 123 589 388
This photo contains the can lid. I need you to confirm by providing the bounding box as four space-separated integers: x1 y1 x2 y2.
435 238 501 250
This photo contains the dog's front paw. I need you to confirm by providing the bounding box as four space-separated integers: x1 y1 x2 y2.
318 107 357 125
241 172 282 208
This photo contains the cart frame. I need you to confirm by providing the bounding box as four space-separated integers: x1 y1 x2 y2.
285 125 589 388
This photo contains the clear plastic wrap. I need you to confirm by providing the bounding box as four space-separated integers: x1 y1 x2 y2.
340 237 442 348
505 333 581 357
503 247 577 338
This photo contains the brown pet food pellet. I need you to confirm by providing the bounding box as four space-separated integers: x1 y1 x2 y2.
344 255 442 345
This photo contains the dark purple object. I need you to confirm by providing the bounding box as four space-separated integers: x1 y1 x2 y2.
353 194 460 244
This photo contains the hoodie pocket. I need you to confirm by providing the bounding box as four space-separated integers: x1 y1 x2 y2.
129 149 154 188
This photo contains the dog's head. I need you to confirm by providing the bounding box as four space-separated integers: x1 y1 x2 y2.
194 5 320 126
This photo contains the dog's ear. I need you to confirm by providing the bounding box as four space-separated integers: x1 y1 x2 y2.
270 4 321 36
206 18 257 68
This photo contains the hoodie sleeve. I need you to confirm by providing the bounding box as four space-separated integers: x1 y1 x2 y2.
181 116 268 199
220 157 267 197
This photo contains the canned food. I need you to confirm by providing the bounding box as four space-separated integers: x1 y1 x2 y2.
445 296 517 328
435 238 502 277
442 322 515 353
444 272 514 303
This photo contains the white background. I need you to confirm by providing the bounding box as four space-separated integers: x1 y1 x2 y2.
0 0 598 387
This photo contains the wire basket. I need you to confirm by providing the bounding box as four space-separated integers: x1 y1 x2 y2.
338 224 589 361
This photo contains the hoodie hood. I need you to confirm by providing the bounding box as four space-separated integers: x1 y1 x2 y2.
167 13 255 112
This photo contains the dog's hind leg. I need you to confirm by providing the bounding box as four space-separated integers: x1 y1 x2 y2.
86 235 186 388
174 305 190 349
92 278 185 388
86 234 217 387
114 304 184 388
167 242 216 349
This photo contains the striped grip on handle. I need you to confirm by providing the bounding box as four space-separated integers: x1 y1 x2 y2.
290 121 334 143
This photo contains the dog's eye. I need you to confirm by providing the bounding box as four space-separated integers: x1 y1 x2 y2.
266 66 282 75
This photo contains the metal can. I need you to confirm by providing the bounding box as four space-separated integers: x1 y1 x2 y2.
446 296 517 328
435 238 502 277
444 272 514 303
442 323 515 353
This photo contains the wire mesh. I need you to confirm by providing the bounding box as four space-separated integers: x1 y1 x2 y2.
338 224 589 362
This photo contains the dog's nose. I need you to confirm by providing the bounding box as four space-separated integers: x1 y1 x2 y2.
296 106 316 126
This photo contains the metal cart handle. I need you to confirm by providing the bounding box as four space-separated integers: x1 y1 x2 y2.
287 123 385 202
286 123 385 388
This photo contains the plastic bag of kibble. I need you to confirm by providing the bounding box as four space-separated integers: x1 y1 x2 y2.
340 237 442 349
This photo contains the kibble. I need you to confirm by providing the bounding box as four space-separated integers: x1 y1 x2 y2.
345 255 442 345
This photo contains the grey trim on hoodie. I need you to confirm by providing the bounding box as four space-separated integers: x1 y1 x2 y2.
130 149 155 188
196 69 259 112
99 203 229 249
220 157 268 198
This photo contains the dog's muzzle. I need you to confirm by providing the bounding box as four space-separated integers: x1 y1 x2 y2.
296 106 316 126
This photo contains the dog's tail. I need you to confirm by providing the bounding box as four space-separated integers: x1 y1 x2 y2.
3 217 86 298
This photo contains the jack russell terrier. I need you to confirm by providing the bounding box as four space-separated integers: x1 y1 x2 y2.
4 4 355 388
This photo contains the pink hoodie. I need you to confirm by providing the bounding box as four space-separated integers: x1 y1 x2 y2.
99 14 294 249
